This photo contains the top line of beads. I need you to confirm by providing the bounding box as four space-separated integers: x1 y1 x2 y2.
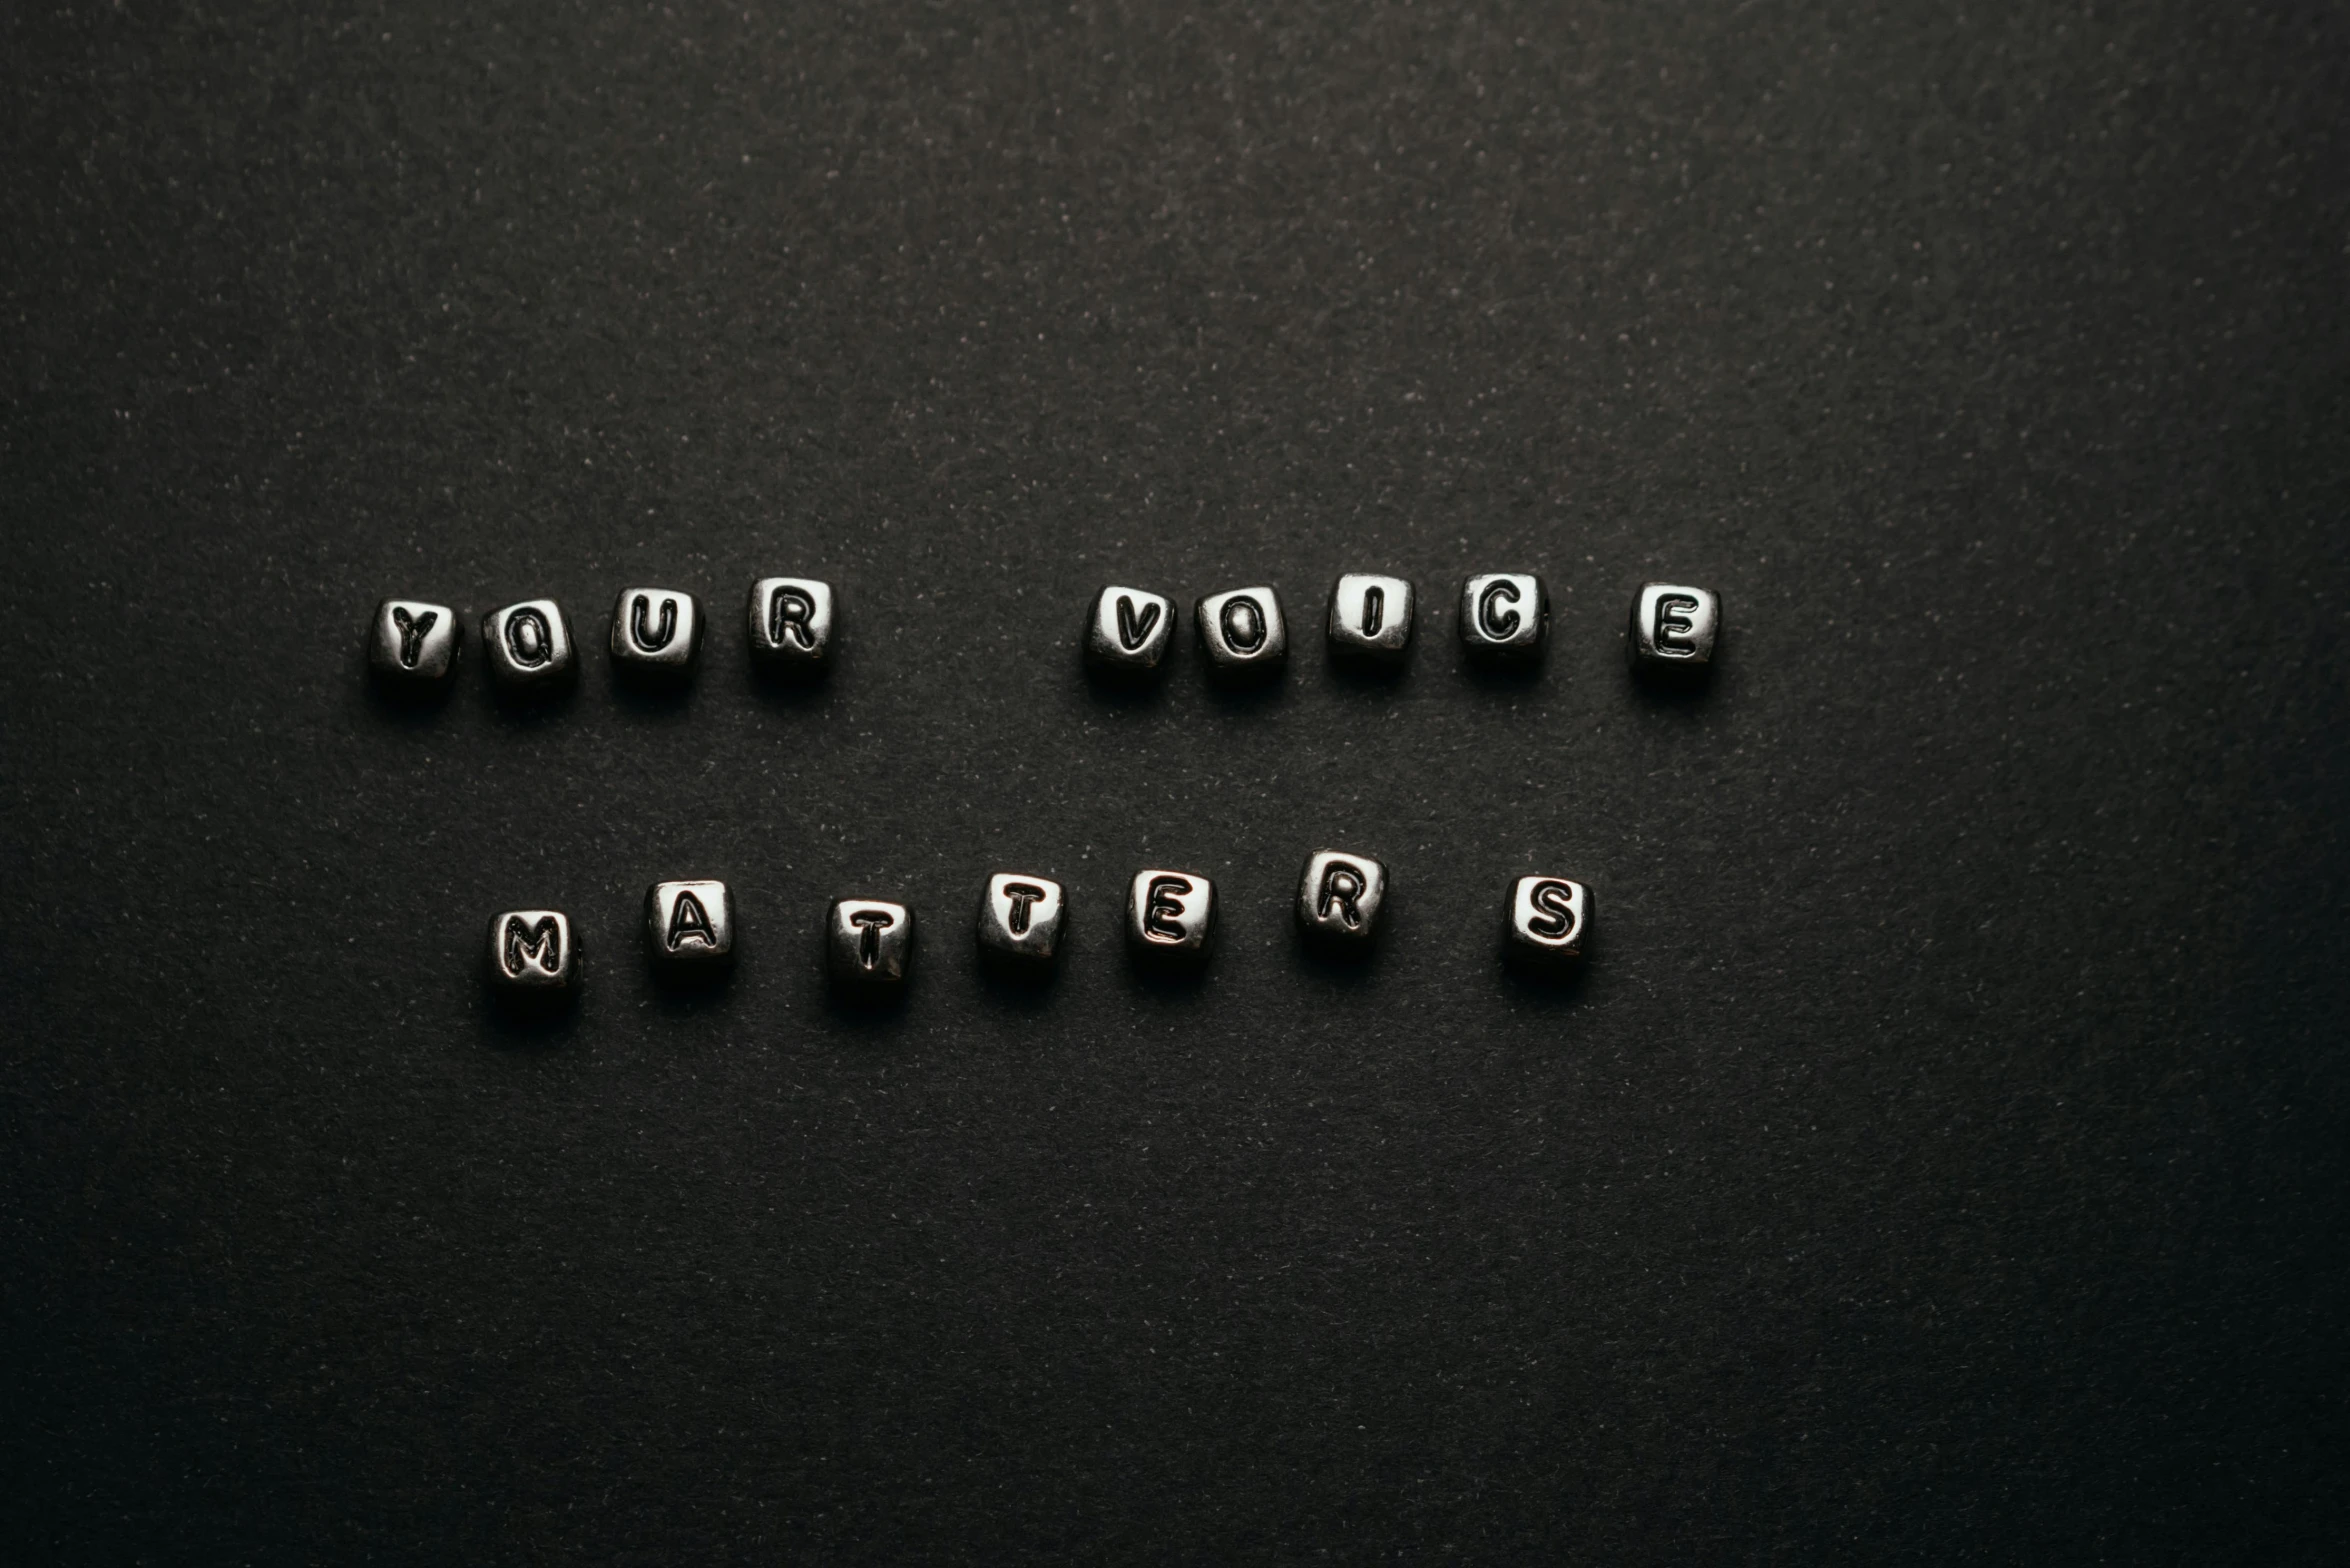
366 576 1722 698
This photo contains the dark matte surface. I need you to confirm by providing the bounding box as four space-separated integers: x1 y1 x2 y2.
4 2 2347 1560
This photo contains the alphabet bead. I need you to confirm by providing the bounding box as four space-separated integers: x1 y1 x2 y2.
610 588 702 683
1084 585 1176 676
368 598 460 692
1628 582 1720 671
1459 573 1547 666
481 599 577 699
1326 574 1413 670
1503 875 1589 973
828 898 914 992
1195 586 1287 683
1126 868 1215 964
645 879 734 980
486 909 577 1002
977 874 1065 973
747 577 836 678
1297 850 1388 953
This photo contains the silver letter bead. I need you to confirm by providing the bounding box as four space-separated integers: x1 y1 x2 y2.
481 599 577 699
1297 850 1388 953
367 598 460 693
1503 875 1590 973
1085 585 1176 678
1195 586 1287 683
1326 574 1413 671
1126 868 1215 965
486 909 577 1009
828 898 914 992
1459 573 1547 666
977 874 1065 973
1628 582 1720 673
748 577 836 678
645 878 734 981
610 588 703 684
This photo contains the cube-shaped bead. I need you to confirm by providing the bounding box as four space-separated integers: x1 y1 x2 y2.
1195 586 1287 683
977 874 1065 972
486 909 577 1001
1628 583 1720 669
748 577 836 677
828 898 914 992
1084 585 1176 676
1126 869 1215 964
481 600 577 699
1459 573 1547 665
1504 875 1590 973
367 598 461 692
1326 574 1413 670
610 588 702 682
645 879 734 980
1297 850 1388 952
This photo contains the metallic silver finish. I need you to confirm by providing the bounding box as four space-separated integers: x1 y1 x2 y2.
1126 868 1215 963
486 909 577 999
367 598 460 691
610 587 703 681
1628 582 1720 669
1195 586 1287 682
748 577 836 677
977 873 1065 972
1326 574 1413 670
1084 585 1176 676
1458 573 1547 666
645 878 734 979
481 599 577 699
828 898 914 991
1503 875 1590 972
1297 850 1388 952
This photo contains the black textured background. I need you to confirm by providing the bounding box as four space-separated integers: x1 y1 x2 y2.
4 2 2347 1561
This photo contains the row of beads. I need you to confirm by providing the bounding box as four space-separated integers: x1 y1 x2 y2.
369 576 1721 699
487 858 1591 1011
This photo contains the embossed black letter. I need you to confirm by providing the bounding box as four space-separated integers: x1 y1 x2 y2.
1316 864 1366 928
505 607 552 668
1220 597 1266 654
1001 882 1046 936
1477 579 1522 641
851 908 896 968
631 594 678 653
1143 876 1193 942
666 890 717 950
502 914 563 975
1527 880 1579 940
1115 595 1162 652
768 586 816 649
391 606 438 669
